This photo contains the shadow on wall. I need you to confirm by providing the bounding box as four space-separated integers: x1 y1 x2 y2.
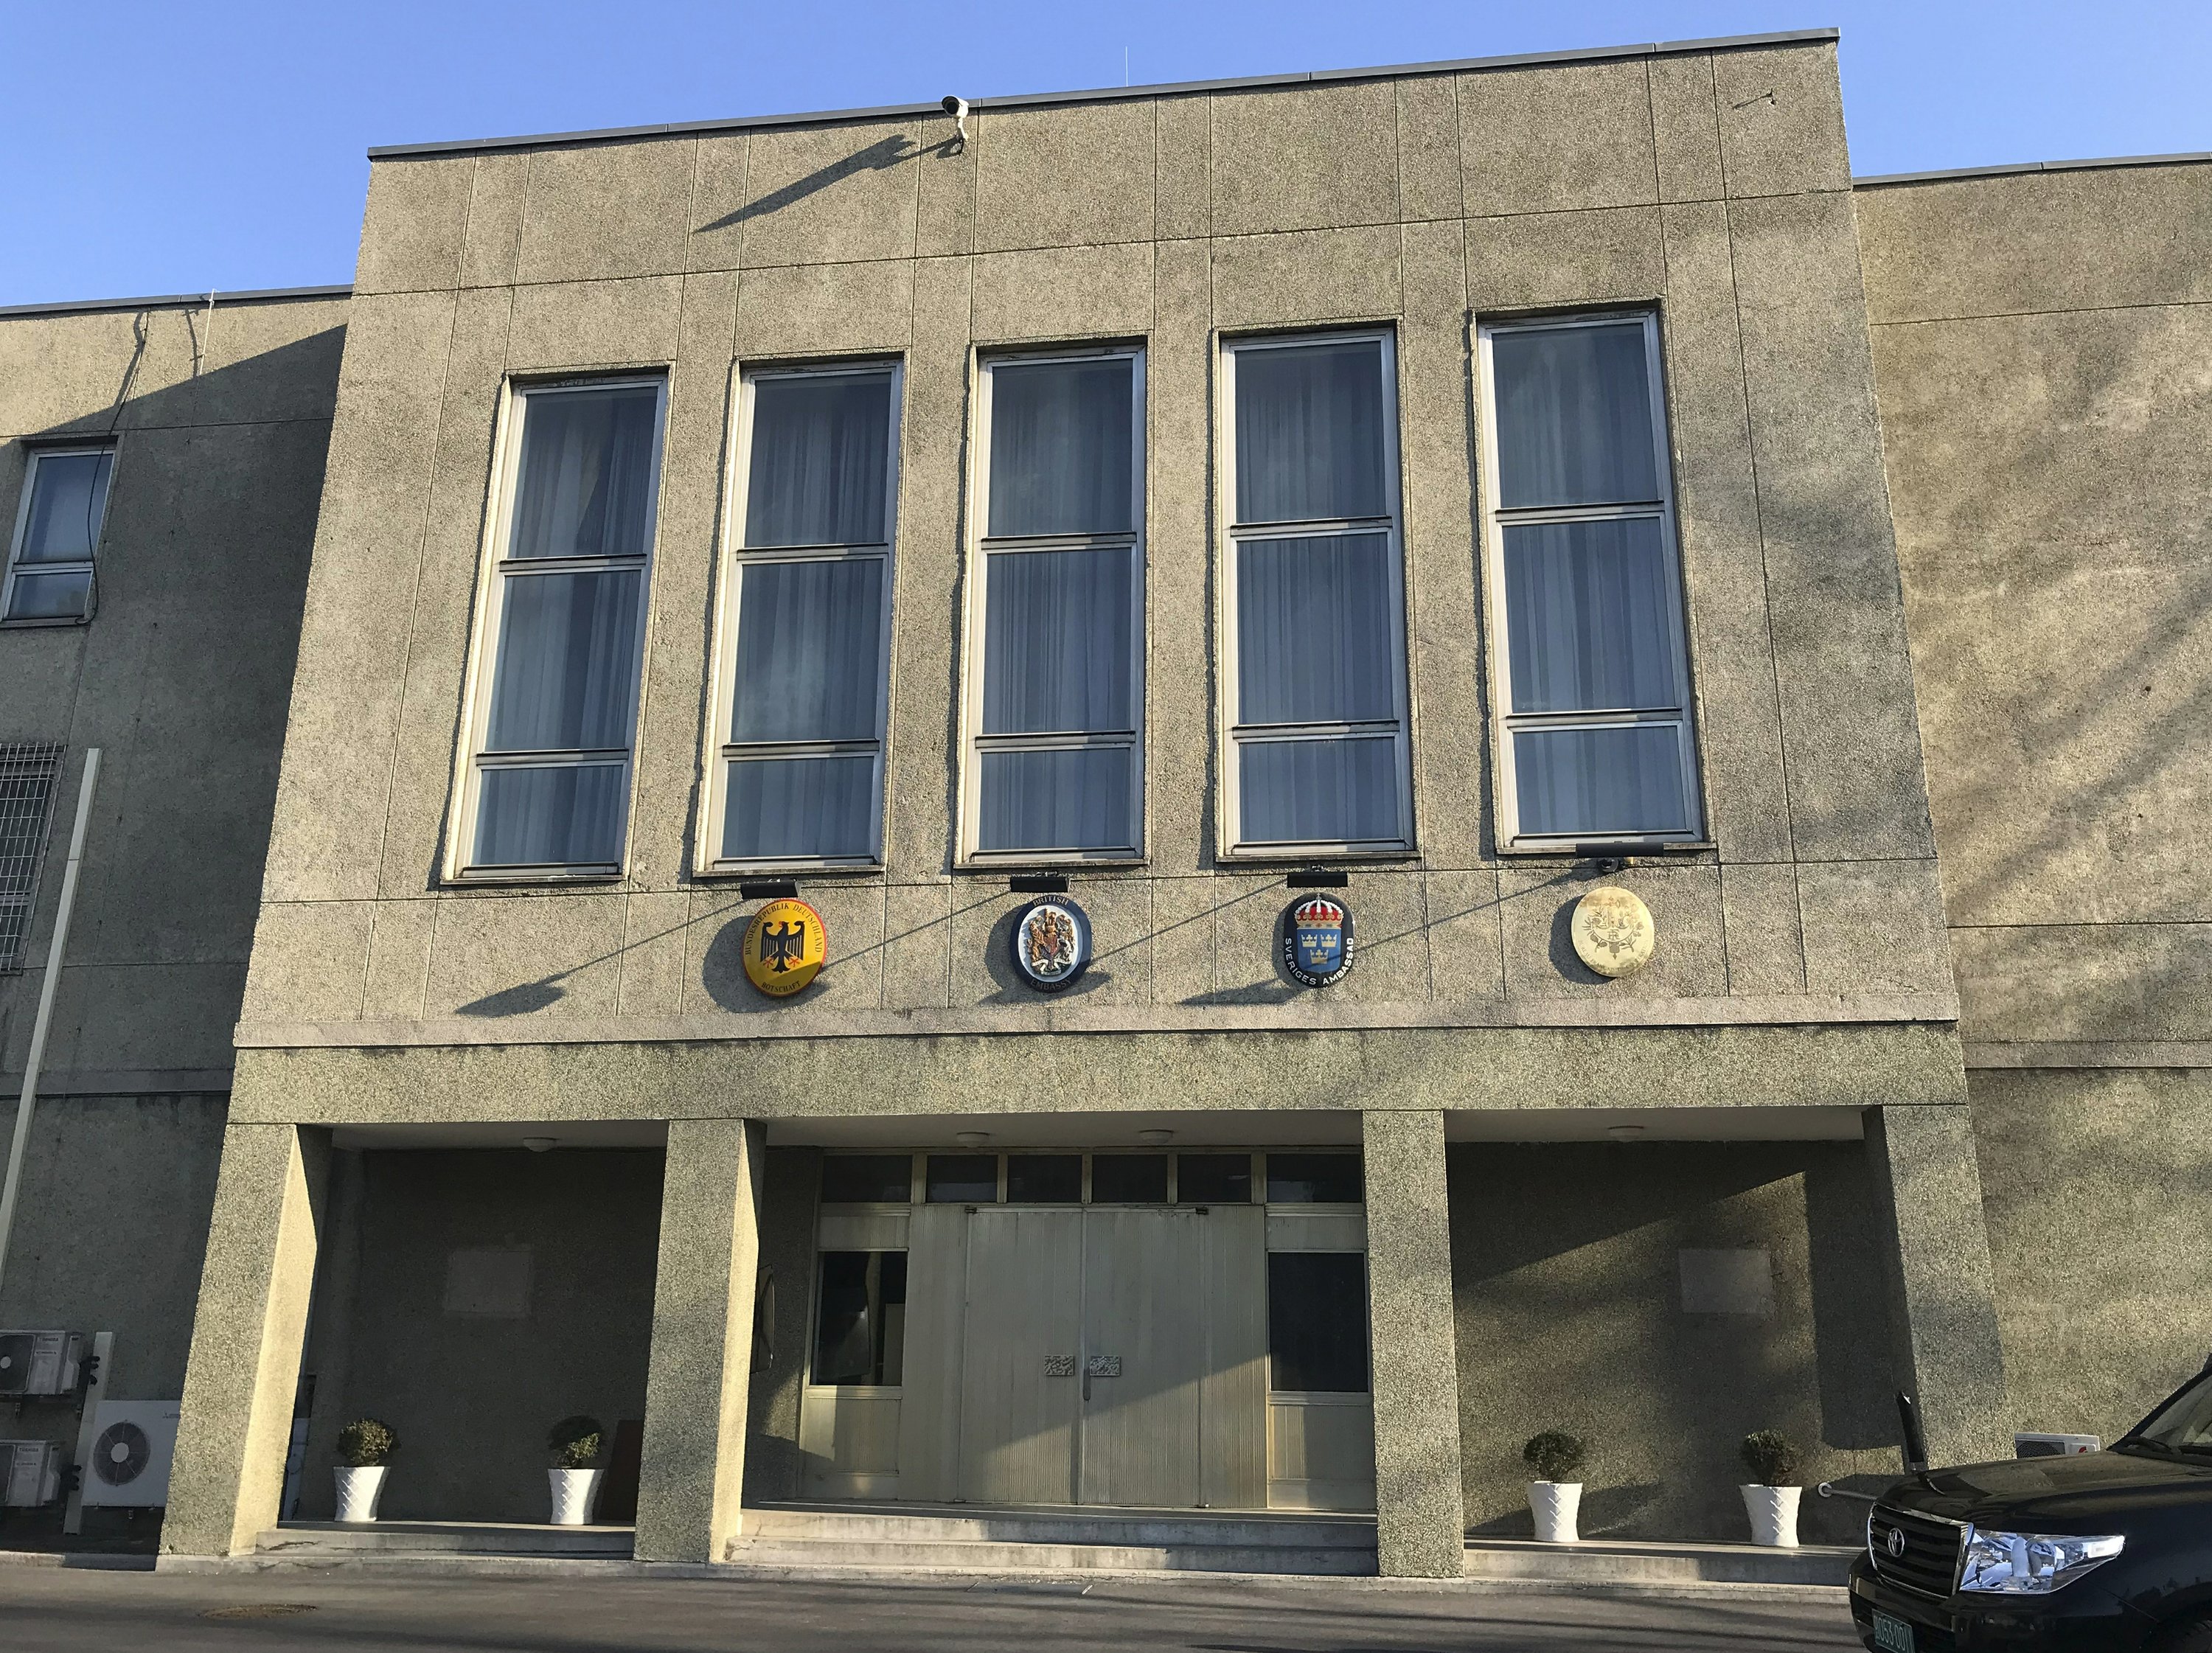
1449 1141 1896 1546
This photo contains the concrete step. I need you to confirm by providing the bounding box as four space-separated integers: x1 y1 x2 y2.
257 1520 633 1558
726 1536 1375 1574
1464 1537 1857 1587
744 1503 1377 1551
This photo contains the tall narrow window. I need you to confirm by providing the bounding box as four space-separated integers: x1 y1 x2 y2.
1220 333 1411 855
3 445 115 624
1480 315 1701 847
455 378 664 877
962 348 1145 861
704 364 899 869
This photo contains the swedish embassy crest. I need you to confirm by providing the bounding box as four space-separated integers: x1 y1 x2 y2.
1281 895 1354 988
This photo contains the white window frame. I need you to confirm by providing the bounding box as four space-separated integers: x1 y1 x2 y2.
2 442 116 627
957 343 1147 867
1475 310 1704 852
698 358 902 874
1215 328 1414 860
445 373 668 883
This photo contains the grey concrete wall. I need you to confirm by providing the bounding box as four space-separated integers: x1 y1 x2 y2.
0 295 345 1092
1859 161 2212 1068
299 1147 662 1523
238 39 1956 1092
1449 1141 1895 1543
1971 1066 2212 1442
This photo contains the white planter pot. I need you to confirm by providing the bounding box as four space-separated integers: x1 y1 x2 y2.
333 1464 387 1523
549 1466 603 1526
1528 1480 1582 1543
1741 1483 1801 1548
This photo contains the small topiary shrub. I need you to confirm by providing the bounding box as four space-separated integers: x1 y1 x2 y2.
336 1417 397 1468
1523 1430 1588 1483
1740 1429 1801 1487
548 1414 605 1470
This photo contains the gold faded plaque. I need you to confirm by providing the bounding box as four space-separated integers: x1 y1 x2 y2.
1571 886 1655 978
742 898 827 997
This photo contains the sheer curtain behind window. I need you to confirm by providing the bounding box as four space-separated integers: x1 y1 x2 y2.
1225 335 1409 852
968 352 1142 857
715 367 897 866
1484 317 1700 844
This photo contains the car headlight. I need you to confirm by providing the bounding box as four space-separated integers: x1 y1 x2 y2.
1958 1527 2124 1594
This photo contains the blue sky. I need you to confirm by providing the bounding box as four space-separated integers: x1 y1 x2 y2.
4 1 2206 306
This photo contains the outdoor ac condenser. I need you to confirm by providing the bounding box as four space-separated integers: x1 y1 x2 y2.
0 1331 83 1397
81 1401 181 1508
0 1440 64 1506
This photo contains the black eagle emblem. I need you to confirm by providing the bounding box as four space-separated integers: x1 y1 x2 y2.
759 919 807 973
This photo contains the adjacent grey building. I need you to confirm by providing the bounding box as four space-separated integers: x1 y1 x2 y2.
0 27 2204 1579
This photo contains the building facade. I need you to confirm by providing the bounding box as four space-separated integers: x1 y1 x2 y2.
0 27 2205 1579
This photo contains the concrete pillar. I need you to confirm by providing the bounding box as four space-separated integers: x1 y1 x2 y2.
161 1123 330 1559
1362 1108 1465 1578
1865 1104 2011 1466
635 1118 765 1563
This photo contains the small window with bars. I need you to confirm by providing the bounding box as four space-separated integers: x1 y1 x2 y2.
0 742 65 973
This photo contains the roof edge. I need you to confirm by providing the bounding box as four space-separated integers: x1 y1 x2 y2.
0 283 353 321
1854 151 2212 188
364 28 1841 160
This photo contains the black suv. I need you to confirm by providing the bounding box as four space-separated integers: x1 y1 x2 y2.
1849 1365 2212 1651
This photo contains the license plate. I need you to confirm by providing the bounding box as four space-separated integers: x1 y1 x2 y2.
1871 1610 1916 1653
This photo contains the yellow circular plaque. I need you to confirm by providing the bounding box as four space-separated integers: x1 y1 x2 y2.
741 898 827 997
1571 886 1655 978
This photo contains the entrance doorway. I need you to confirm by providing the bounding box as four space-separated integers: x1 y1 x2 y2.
796 1149 1372 1513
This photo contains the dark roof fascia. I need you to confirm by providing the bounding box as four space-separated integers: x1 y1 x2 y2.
1854 151 2212 188
0 284 354 321
365 27 1841 160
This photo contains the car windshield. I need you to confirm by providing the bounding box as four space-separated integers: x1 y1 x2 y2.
2123 1370 2212 1457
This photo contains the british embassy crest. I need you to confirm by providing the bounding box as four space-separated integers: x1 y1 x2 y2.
1010 898 1092 993
742 897 828 997
1281 896 1354 988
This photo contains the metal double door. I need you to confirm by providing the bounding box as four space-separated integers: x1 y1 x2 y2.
956 1206 1220 1508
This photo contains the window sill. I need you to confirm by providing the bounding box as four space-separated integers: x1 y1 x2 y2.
0 616 91 630
1216 848 1419 866
442 869 627 889
1497 839 1714 859
954 854 1149 873
694 861 886 880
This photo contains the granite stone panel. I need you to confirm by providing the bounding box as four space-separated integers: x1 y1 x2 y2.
1659 201 1790 864
1395 74 1462 222
1728 192 1935 862
1151 874 1218 1006
1209 80 1399 237
355 157 473 295
459 153 529 288
731 119 923 270
1464 206 1666 325
1426 869 1506 1003
240 902 372 1026
615 891 692 1020
975 100 1155 253
1363 1108 1464 1576
515 137 696 285
262 290 457 905
914 110 976 257
421 891 629 1020
506 275 684 372
684 135 751 275
1498 864 1728 1003
1145 238 1215 874
733 259 914 361
1711 42 1850 198
1797 860 1954 1000
0 305 194 436
970 242 1155 344
1211 225 1401 330
1458 59 1657 217
1951 922 2212 1048
1856 166 2212 324
1649 53 1724 203
1719 863 1806 996
182 300 350 427
880 882 953 1011
1152 96 1212 240
361 899 437 1021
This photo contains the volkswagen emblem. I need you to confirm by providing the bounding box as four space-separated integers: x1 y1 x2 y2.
1886 1526 1907 1558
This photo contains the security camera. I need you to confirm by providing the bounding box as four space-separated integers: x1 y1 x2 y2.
941 94 970 148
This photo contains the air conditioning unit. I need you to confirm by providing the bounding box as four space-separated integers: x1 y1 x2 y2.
0 1331 82 1397
0 1440 64 1506
82 1401 181 1508
2016 1431 2101 1458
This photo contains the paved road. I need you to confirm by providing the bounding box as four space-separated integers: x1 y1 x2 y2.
2 1568 1863 1652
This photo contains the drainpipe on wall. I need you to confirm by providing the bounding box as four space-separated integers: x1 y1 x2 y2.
0 747 101 1301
